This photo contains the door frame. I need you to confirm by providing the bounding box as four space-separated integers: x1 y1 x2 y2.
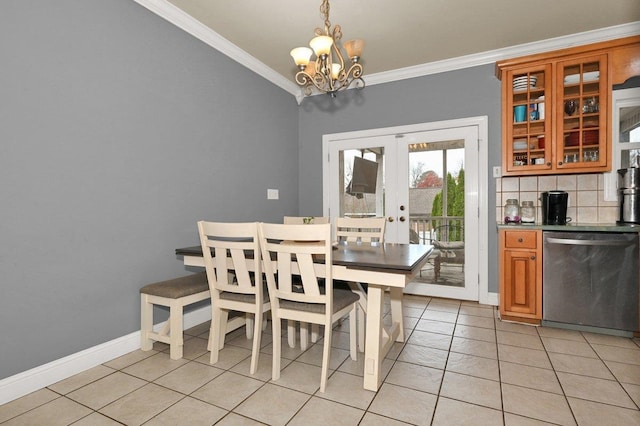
322 116 490 304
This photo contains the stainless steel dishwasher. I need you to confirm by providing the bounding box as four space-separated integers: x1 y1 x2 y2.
543 231 639 333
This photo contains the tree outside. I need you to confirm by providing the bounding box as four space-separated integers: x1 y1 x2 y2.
431 168 464 241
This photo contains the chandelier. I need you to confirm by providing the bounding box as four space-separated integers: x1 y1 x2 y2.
290 0 365 97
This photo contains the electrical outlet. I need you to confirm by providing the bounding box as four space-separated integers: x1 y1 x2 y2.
492 166 502 178
267 189 279 200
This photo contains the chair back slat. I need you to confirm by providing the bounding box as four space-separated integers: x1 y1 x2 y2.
274 251 293 294
198 221 261 296
259 223 332 310
296 253 322 297
335 217 386 243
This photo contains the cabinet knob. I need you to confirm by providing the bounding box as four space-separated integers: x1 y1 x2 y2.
530 255 536 260
547 162 551 166
518 238 523 243
558 161 563 166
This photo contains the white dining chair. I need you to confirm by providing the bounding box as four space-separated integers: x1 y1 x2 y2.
334 216 386 243
258 222 358 392
334 216 386 352
283 216 329 349
197 221 270 375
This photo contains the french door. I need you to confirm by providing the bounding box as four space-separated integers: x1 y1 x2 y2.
323 118 488 302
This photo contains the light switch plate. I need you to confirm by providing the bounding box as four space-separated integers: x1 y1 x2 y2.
492 166 502 178
267 189 279 200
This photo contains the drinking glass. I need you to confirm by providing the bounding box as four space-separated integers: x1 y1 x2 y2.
564 100 577 116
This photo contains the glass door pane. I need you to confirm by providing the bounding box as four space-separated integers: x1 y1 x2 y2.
408 139 465 288
338 148 385 219
327 134 398 242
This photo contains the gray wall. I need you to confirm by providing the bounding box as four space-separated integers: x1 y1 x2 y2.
0 0 299 380
297 66 503 292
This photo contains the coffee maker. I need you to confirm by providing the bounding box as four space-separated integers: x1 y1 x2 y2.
541 191 570 225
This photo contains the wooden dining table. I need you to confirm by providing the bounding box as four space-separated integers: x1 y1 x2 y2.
175 241 433 391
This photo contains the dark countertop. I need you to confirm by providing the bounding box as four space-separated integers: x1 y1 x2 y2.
496 222 640 232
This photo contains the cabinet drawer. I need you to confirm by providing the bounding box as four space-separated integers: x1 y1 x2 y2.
504 231 537 249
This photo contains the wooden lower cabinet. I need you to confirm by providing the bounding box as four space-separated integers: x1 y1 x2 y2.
499 229 542 324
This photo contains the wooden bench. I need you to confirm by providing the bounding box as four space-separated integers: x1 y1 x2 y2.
140 272 211 360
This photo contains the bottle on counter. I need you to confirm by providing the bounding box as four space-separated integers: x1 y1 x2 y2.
520 201 536 224
504 199 520 224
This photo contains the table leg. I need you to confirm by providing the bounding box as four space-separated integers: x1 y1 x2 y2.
363 285 384 391
389 287 404 342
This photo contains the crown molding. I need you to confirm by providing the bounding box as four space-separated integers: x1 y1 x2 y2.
133 0 640 100
366 21 640 86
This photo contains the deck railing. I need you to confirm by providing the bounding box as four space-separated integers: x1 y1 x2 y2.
409 215 464 244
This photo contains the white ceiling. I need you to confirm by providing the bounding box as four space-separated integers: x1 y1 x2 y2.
138 0 640 97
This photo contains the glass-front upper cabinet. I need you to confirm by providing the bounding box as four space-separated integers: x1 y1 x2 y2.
555 54 608 171
498 50 612 176
503 64 552 174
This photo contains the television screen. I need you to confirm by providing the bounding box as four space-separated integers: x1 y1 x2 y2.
347 156 378 195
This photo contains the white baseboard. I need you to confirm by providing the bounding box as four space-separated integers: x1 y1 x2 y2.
484 292 499 306
0 305 212 405
0 290 500 405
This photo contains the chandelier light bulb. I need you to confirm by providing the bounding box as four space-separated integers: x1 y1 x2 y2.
344 39 364 61
290 47 313 68
309 36 333 57
331 63 341 80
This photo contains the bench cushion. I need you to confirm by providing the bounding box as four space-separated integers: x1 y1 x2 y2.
140 272 209 299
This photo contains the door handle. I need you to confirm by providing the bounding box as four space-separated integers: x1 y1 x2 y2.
387 216 395 222
399 216 406 222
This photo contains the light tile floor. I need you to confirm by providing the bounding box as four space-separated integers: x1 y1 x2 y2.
2 296 640 425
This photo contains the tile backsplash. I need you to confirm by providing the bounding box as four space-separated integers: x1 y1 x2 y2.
496 173 618 224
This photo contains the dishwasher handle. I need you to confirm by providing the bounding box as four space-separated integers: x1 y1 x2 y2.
545 237 633 247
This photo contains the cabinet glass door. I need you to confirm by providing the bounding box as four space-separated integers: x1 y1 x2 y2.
556 54 608 170
505 65 551 173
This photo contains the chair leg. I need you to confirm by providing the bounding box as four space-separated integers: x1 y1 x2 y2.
357 305 366 352
210 306 223 364
287 320 296 348
300 323 309 351
140 295 154 351
250 311 262 374
272 315 282 381
207 321 214 352
246 314 254 339
389 287 405 342
168 300 184 360
319 321 332 393
219 310 229 350
311 324 320 343
347 282 367 352
349 307 357 361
